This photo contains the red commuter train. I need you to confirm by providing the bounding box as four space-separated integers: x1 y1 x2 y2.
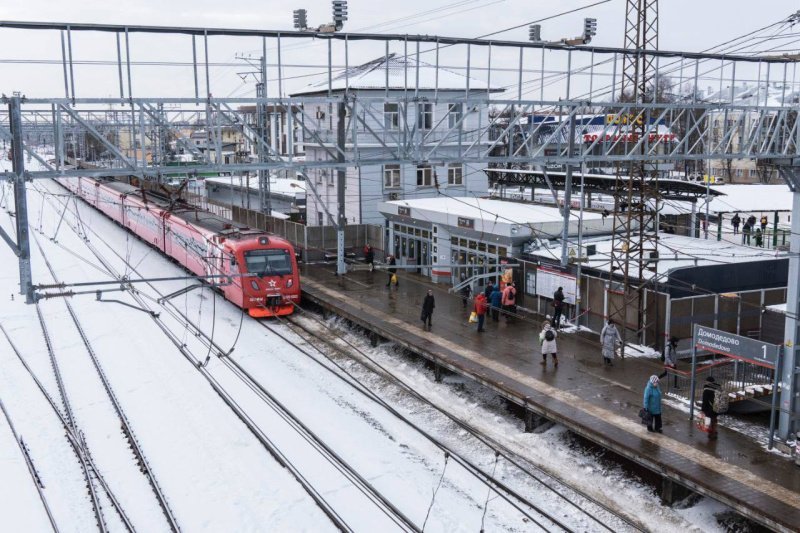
59 177 300 317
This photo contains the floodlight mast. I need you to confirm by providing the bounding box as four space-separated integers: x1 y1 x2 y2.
293 9 308 31
332 0 348 31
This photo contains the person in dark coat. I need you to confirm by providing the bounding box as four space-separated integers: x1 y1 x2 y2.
701 376 720 439
643 375 663 433
741 222 751 245
489 286 503 321
755 228 763 247
386 255 398 288
420 289 435 329
552 287 565 329
364 243 375 271
731 213 741 235
659 336 678 386
747 214 757 229
484 281 494 300
459 283 472 308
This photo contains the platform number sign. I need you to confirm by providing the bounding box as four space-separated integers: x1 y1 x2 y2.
693 325 779 368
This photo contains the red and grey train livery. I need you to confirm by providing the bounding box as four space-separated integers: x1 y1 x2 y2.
59 177 300 317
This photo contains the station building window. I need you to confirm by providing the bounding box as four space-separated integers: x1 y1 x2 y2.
384 164 401 188
416 165 433 187
447 103 463 128
384 103 399 130
417 103 433 130
448 164 463 186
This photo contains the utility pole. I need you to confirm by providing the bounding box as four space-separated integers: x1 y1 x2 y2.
560 110 577 266
336 100 347 275
256 53 272 216
778 166 800 440
9 96 34 303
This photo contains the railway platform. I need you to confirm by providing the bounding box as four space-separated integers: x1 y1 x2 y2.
300 263 800 533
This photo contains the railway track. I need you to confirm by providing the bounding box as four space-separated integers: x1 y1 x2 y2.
34 180 644 530
33 181 418 531
0 320 132 533
32 232 181 533
268 308 646 533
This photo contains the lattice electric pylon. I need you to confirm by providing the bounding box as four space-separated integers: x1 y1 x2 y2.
608 0 660 349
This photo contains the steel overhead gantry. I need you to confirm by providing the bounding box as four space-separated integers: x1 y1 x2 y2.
0 20 797 310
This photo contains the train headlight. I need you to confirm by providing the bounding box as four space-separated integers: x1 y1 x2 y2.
250 281 260 291
286 278 293 288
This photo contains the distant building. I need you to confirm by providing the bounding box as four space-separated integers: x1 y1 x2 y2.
705 83 799 183
291 53 504 226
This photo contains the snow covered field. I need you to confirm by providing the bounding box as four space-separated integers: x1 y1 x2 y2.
0 168 745 531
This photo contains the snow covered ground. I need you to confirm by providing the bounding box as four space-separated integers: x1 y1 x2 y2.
0 165 750 531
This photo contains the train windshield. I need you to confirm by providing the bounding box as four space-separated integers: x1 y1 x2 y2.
244 249 293 276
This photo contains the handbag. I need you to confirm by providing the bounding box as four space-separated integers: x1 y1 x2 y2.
468 311 478 323
638 408 652 425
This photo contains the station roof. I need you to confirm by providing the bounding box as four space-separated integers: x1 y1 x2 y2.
484 168 725 201
526 233 786 278
378 196 607 240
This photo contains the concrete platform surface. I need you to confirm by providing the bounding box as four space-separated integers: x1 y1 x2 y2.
300 264 800 532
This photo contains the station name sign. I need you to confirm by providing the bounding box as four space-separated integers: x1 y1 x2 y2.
693 324 779 368
397 206 411 217
583 133 677 143
457 217 475 229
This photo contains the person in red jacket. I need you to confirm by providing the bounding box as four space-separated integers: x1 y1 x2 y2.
501 282 517 322
474 293 488 332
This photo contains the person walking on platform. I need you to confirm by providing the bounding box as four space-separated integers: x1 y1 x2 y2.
742 222 751 245
364 243 375 271
643 375 663 433
760 215 768 233
538 321 558 367
659 336 679 386
501 282 517 322
701 376 721 439
731 213 741 235
600 319 621 366
490 285 503 322
420 289 435 330
474 292 488 332
459 283 472 308
386 256 398 288
755 228 764 247
552 286 565 329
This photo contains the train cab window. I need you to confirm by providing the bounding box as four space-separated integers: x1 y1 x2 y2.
244 249 293 276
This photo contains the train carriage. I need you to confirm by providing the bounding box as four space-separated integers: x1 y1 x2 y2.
58 177 300 317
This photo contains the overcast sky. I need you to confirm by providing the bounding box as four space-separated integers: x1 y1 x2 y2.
0 0 797 98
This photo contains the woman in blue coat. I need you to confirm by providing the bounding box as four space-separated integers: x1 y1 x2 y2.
643 375 663 433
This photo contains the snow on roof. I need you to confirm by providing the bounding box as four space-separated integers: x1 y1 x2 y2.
527 233 786 277
379 196 611 241
291 53 504 95
384 196 601 224
704 83 799 107
657 184 793 216
205 175 306 197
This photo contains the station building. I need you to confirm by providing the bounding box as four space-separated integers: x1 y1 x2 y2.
377 196 611 284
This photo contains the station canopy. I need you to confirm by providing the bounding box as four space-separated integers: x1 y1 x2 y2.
484 168 725 201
